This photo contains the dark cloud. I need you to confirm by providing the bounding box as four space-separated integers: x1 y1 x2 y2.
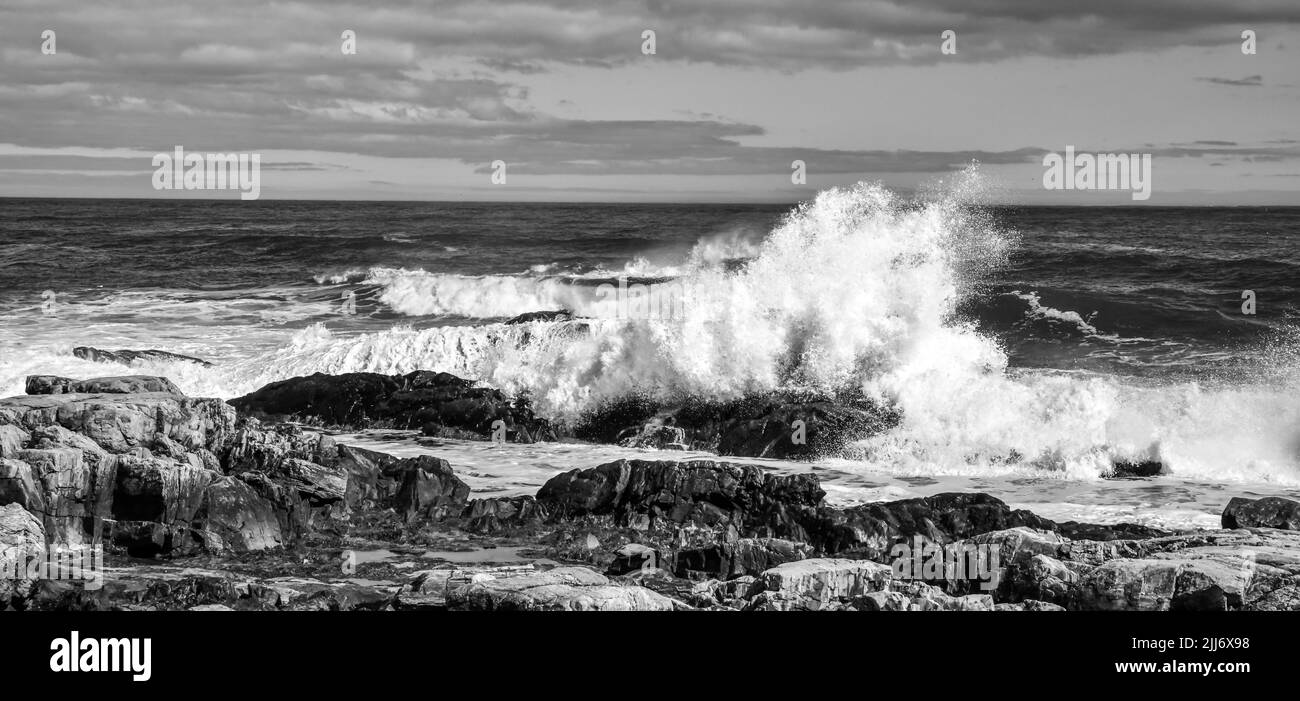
1198 74 1264 86
0 0 1297 187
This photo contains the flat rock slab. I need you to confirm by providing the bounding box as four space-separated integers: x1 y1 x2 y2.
447 566 676 611
757 558 893 602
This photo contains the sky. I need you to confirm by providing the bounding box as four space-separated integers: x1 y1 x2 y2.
0 0 1298 203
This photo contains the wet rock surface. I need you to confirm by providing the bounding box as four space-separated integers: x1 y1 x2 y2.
3 371 1297 612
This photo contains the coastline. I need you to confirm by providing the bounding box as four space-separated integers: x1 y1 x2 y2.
4 366 1298 612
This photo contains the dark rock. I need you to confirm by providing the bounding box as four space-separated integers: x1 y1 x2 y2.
535 459 825 535
606 543 660 576
505 310 574 324
805 492 1057 560
193 476 286 552
1222 496 1300 530
1055 521 1171 541
1108 460 1163 478
576 392 899 459
73 346 212 367
390 455 471 522
228 370 555 440
458 495 547 534
675 537 813 579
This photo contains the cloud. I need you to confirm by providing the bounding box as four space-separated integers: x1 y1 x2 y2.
1198 74 1264 86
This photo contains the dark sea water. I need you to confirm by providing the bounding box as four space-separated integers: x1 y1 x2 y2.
3 187 1300 519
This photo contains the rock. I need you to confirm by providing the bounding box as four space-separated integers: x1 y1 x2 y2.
446 566 676 611
505 310 574 325
616 424 687 450
188 604 234 611
806 492 1057 560
457 496 548 534
228 370 554 440
576 393 899 459
1222 496 1300 531
870 581 996 611
1055 521 1171 541
389 455 471 521
1070 559 1184 611
107 454 217 556
193 476 286 552
73 346 212 367
675 537 813 580
0 424 28 457
0 503 46 607
1108 460 1163 478
9 447 115 546
275 458 346 505
25 375 184 396
606 543 660 576
536 459 824 535
1003 554 1079 605
750 558 893 610
0 392 351 556
0 393 236 456
221 419 333 474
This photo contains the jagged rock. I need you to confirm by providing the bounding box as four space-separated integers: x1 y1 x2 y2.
0 393 236 456
0 503 45 607
446 566 676 611
1003 554 1080 605
995 600 1067 611
73 346 212 367
25 375 183 396
616 424 687 450
106 453 217 556
606 543 660 576
193 476 285 552
228 370 554 440
1108 460 1163 478
275 458 346 505
505 310 574 325
222 419 334 474
675 537 813 579
0 425 27 457
458 496 547 534
1055 521 1171 541
256 577 393 611
25 565 390 611
536 459 824 535
387 455 470 521
1222 496 1300 530
806 492 1057 560
1070 559 1184 611
9 447 115 546
857 581 997 611
749 558 893 610
577 393 899 459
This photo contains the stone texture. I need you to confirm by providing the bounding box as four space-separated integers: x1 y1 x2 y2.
446 566 676 611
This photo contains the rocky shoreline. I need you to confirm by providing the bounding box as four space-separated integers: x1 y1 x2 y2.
3 366 1299 612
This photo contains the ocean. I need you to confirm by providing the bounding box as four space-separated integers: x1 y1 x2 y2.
3 181 1299 528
